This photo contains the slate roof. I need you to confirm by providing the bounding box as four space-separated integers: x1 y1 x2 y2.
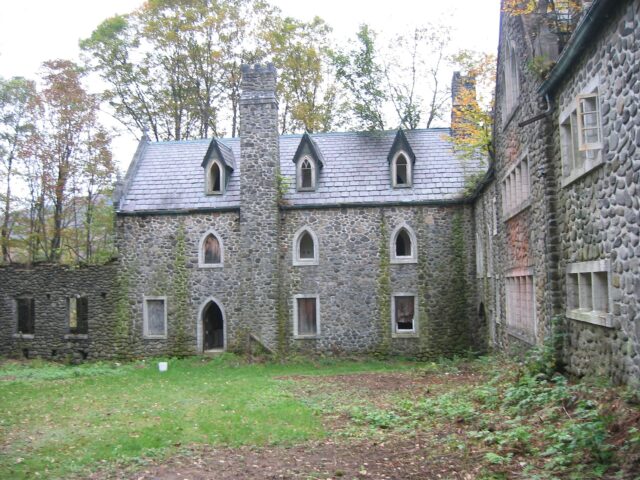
117 128 484 213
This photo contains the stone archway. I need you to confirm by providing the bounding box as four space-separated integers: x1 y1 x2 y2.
202 300 224 351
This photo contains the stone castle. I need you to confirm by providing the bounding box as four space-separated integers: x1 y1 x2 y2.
1 0 638 384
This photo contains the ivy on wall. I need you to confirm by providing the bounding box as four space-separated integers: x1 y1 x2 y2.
375 212 391 358
170 222 190 356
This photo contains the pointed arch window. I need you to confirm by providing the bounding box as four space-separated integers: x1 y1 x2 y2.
207 160 225 194
297 156 316 191
390 224 417 264
293 227 319 266
391 152 412 188
198 230 224 268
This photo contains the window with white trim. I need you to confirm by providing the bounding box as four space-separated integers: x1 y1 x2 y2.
392 294 417 336
293 227 319 266
505 269 535 342
198 230 224 268
566 260 611 327
297 156 317 191
391 152 412 188
559 84 603 186
293 295 319 337
143 296 167 338
206 159 225 194
390 224 417 264
502 155 530 219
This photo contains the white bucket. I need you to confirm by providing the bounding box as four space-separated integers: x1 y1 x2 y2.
158 361 168 372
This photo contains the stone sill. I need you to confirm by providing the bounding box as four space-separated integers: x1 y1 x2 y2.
506 327 536 346
390 257 418 265
293 260 319 267
503 198 531 222
561 155 604 188
566 309 612 328
392 332 419 339
12 334 34 340
293 335 319 340
143 336 168 340
64 334 89 340
198 263 224 269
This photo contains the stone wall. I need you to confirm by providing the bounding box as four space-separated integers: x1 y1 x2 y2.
279 204 481 358
0 263 117 360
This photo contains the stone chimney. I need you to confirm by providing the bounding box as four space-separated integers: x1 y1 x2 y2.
450 71 477 138
238 64 280 351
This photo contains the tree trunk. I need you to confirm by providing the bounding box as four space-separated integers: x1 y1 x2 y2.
1 153 14 263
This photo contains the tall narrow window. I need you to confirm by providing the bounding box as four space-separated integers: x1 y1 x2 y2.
211 163 221 192
16 298 35 335
301 159 312 189
293 227 319 266
299 232 314 259
390 224 417 264
392 153 412 188
392 294 417 336
68 296 89 335
294 295 319 337
143 297 167 338
199 230 224 268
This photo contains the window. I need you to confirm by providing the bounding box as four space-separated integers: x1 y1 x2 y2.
505 269 535 343
297 156 316 191
143 297 167 338
476 232 484 278
293 227 319 266
502 40 520 124
392 294 417 336
16 298 35 335
198 230 224 268
566 260 611 327
502 154 530 219
206 160 225 194
559 83 603 186
293 295 320 337
391 152 412 188
68 296 88 335
390 224 417 264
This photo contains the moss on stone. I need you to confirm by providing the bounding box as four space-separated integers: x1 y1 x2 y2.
375 212 391 358
170 222 190 356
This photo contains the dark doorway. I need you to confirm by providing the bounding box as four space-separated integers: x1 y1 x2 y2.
203 301 224 350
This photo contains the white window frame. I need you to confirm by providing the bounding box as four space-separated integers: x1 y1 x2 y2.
501 152 531 221
198 229 225 268
391 151 412 188
505 267 536 344
293 294 320 338
566 260 612 328
143 296 168 339
390 223 418 264
296 155 317 191
559 78 603 187
391 293 418 337
292 227 319 266
205 158 225 195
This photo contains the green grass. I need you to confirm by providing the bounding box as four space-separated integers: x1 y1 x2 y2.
0 354 410 479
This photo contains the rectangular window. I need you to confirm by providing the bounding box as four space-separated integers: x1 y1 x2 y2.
68 297 89 335
559 88 603 186
16 298 35 335
502 155 530 220
505 270 535 343
566 260 611 327
143 297 167 338
294 295 319 337
392 294 417 336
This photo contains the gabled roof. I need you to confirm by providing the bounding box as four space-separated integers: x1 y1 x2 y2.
292 132 325 168
387 129 416 164
201 138 236 171
117 128 485 213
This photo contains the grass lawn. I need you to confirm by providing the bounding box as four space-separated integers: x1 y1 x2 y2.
0 353 639 479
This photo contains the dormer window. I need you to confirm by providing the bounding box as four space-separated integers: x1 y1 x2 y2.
207 160 224 194
297 156 316 191
392 152 412 188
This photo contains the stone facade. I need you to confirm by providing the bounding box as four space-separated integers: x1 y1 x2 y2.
477 0 640 384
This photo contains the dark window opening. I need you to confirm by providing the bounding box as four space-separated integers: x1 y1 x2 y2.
210 162 222 193
299 232 315 259
17 298 35 334
203 234 221 264
69 297 89 335
395 296 415 331
203 302 224 350
22 348 29 359
297 297 317 335
51 349 57 357
79 350 88 360
395 156 408 185
395 229 412 257
301 159 313 189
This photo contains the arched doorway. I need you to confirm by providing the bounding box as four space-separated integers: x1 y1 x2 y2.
202 301 224 350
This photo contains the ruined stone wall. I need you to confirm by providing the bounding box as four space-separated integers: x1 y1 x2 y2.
552 0 640 383
279 204 480 358
0 263 117 360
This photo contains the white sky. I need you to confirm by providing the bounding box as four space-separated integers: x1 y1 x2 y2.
0 0 501 171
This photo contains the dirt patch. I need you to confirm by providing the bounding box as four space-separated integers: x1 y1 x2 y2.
105 436 481 480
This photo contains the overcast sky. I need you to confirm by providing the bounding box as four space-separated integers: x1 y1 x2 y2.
0 0 501 170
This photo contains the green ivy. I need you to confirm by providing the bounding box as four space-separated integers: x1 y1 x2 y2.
375 213 391 358
170 222 190 356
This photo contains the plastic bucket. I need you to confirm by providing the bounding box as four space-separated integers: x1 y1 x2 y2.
158 361 168 372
